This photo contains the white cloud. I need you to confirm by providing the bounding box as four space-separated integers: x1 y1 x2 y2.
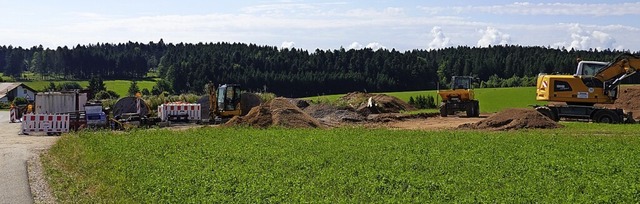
280 41 295 49
420 2 640 16
345 7 405 18
348 42 363 50
428 26 450 50
554 24 621 50
365 42 386 50
477 27 511 47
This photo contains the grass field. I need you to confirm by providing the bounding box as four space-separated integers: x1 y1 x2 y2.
306 87 546 113
23 80 156 97
43 124 640 203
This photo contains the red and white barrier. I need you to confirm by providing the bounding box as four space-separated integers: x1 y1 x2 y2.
10 107 18 123
21 113 70 135
158 103 201 122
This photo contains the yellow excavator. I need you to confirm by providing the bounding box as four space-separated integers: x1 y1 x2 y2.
207 83 261 122
438 76 480 117
535 53 640 123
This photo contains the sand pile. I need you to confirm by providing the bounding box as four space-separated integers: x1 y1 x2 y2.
460 108 562 130
599 86 640 119
225 98 322 128
339 92 416 115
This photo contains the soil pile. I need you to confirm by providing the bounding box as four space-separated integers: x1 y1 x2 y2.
303 104 365 127
460 108 561 130
225 98 322 128
339 92 416 115
600 86 640 119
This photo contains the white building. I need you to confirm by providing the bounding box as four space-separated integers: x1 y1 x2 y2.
0 83 37 103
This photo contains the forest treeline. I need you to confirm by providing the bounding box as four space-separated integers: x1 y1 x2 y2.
1 40 638 97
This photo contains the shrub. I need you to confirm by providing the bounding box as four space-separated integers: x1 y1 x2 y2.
408 95 436 109
95 90 120 100
13 97 29 105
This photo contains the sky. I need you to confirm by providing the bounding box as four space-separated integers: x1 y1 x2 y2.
1 0 639 51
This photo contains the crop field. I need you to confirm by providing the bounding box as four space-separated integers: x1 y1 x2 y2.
307 87 546 113
43 123 640 203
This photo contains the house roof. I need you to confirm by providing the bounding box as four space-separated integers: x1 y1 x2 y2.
0 83 37 100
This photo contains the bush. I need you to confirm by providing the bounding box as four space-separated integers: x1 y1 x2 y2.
408 95 436 109
95 90 120 100
13 97 28 105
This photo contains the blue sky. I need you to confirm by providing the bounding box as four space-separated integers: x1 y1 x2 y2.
1 0 639 51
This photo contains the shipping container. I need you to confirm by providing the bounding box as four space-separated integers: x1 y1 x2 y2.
35 92 88 114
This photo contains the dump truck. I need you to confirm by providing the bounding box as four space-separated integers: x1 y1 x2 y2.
438 76 480 117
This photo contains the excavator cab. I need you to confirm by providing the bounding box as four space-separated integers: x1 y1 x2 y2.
217 84 241 112
208 83 243 120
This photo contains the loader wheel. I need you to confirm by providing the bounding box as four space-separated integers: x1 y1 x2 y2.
466 103 475 117
473 101 480 117
535 106 559 122
439 103 448 117
593 110 620 124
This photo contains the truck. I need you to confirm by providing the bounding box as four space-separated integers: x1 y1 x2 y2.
438 76 480 117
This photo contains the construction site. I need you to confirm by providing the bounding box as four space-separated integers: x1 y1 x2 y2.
15 85 640 135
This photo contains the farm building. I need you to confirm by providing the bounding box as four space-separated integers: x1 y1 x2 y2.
0 83 37 103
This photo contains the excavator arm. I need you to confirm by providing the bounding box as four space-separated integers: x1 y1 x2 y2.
594 53 640 91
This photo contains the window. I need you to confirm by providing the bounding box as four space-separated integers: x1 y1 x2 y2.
553 80 572 92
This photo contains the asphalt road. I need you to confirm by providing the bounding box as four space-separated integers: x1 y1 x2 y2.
0 111 58 204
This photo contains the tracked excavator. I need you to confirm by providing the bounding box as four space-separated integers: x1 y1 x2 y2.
535 53 640 123
207 83 261 123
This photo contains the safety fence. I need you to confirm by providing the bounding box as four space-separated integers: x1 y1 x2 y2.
10 107 19 123
157 103 202 122
21 113 70 135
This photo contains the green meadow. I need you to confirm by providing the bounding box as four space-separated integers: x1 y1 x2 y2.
43 124 640 203
23 80 156 97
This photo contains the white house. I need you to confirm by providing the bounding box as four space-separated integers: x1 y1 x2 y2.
0 83 37 103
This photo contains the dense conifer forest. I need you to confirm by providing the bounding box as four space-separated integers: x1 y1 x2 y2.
1 40 637 97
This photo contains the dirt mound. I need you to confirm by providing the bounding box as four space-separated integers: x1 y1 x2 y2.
303 104 364 127
225 98 322 128
599 86 640 119
339 92 416 115
460 108 562 130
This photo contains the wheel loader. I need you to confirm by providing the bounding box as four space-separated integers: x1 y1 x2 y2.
437 76 480 117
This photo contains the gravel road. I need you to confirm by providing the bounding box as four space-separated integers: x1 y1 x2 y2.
0 111 58 204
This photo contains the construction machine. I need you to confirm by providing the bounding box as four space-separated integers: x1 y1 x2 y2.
207 83 261 122
438 76 480 117
535 53 640 123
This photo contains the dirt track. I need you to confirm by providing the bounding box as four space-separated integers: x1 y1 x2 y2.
0 111 58 204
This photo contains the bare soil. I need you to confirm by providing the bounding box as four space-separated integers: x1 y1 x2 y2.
599 85 640 120
459 108 562 130
225 97 323 128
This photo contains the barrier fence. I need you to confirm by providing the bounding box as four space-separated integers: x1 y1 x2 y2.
10 107 18 123
157 103 202 122
21 113 70 135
